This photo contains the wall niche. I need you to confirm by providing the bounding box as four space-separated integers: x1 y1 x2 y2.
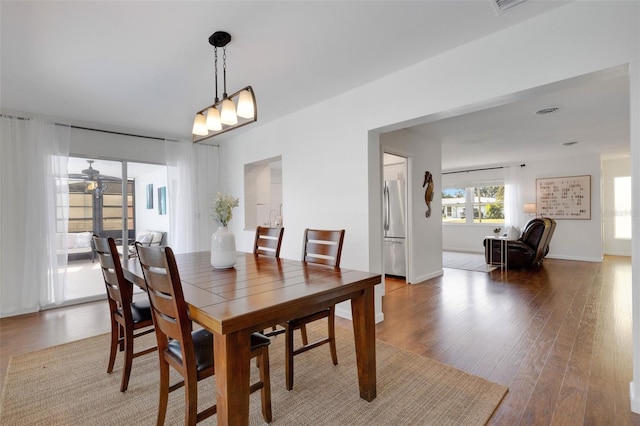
244 156 282 230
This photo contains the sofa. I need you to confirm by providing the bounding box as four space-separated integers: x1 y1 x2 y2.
56 231 95 261
116 230 166 259
483 218 556 269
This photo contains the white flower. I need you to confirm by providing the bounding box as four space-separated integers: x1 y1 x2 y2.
211 192 239 227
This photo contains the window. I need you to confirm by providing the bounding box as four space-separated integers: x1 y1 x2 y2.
442 183 504 224
66 178 134 235
442 187 466 223
614 176 631 239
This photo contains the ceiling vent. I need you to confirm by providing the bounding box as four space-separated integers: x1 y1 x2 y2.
492 0 527 14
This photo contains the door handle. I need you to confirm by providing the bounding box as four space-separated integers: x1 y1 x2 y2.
383 185 389 231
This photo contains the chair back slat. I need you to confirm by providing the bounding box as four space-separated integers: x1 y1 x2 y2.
302 229 345 267
94 236 133 311
254 226 284 258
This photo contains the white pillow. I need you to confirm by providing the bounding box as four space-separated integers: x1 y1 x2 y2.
74 232 93 248
506 226 521 240
137 233 153 245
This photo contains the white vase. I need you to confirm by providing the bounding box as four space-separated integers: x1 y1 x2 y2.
210 226 236 268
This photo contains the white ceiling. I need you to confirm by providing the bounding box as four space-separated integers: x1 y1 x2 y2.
1 1 629 171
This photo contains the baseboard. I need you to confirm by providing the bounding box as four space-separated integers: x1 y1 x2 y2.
335 304 385 324
443 247 484 254
412 269 443 284
630 382 640 413
545 254 603 263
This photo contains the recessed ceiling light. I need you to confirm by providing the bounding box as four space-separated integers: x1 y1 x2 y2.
562 141 578 146
535 106 561 115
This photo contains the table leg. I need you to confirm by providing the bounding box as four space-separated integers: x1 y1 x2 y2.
350 286 377 401
213 329 251 426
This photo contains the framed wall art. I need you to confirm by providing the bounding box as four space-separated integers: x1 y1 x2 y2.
158 186 167 215
536 175 591 219
146 183 153 209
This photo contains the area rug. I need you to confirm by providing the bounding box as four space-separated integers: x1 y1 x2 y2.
0 323 507 425
443 251 497 273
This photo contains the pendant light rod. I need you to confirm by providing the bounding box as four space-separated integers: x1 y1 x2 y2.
214 46 219 102
222 46 228 98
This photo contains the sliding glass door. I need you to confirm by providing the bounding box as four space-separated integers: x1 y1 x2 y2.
63 157 166 303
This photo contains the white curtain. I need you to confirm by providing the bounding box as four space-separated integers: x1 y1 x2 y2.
165 139 219 254
504 164 523 228
1 117 70 317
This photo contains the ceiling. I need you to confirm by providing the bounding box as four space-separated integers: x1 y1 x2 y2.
1 1 629 171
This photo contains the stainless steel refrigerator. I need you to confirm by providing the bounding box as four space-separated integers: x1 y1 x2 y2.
383 179 406 277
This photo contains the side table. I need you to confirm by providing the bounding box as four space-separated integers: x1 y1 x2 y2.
486 236 508 270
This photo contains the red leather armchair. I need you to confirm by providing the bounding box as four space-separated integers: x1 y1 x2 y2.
484 218 556 269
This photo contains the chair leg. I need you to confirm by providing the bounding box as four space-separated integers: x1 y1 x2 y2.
157 358 170 426
120 326 134 392
184 373 198 426
285 323 294 391
328 309 338 366
107 317 118 374
300 323 309 346
259 347 272 422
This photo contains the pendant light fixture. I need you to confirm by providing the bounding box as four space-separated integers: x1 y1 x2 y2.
192 31 257 143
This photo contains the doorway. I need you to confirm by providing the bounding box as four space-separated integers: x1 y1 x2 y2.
383 153 408 281
62 157 167 303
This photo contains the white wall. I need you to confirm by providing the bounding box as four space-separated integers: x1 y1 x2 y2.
134 167 169 235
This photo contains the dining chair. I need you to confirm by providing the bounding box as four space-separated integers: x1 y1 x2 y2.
93 235 156 392
136 243 273 425
282 228 345 391
254 226 287 339
253 226 285 258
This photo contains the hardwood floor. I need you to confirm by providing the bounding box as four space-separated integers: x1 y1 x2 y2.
2 256 639 424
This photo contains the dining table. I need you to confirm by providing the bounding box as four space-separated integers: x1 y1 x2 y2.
123 251 381 426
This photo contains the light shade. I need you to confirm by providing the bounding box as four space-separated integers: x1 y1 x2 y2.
523 203 537 214
205 107 222 131
236 89 255 119
193 86 258 143
220 98 238 125
192 113 208 136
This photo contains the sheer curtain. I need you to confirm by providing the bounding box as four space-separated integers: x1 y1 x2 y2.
504 164 523 229
1 117 70 317
165 139 219 254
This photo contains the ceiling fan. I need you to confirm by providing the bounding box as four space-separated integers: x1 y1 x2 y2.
68 160 120 198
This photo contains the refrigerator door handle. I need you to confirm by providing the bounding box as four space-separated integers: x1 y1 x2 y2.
383 185 389 231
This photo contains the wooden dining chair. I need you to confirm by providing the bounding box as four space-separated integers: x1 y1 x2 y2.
93 236 156 392
254 226 287 339
253 226 284 258
136 244 273 425
282 228 345 391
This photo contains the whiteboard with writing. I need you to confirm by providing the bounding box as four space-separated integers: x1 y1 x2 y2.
536 175 591 219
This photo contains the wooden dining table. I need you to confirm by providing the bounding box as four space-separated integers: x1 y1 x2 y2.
123 251 381 426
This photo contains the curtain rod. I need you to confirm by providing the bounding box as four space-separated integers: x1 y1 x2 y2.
442 164 525 175
1 113 185 143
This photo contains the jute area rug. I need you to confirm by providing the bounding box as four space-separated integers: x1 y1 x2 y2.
0 323 507 425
